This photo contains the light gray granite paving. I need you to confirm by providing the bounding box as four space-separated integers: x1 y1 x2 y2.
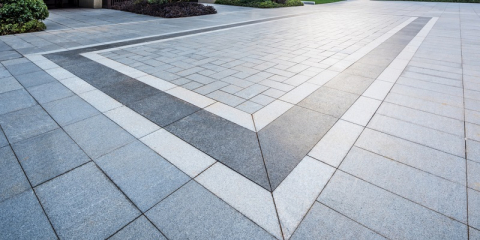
95 141 189 212
291 202 385 240
35 162 140 239
64 114 135 159
146 181 276 239
109 216 166 240
0 190 57 240
0 146 31 202
0 105 58 144
11 128 90 186
318 171 468 239
0 89 37 115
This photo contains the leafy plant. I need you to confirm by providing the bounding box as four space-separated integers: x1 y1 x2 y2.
0 19 46 35
215 0 303 8
0 0 49 24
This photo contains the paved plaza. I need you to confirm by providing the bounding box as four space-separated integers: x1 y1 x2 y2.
1 0 480 239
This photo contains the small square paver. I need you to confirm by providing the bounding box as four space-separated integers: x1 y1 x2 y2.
35 162 140 239
12 128 90 186
96 141 189 211
236 101 263 114
14 71 56 88
0 190 57 240
0 105 58 144
109 216 165 240
250 94 275 106
207 90 245 107
0 89 37 115
64 114 135 159
0 146 31 202
27 82 74 104
0 76 23 94
146 181 275 239
43 95 99 127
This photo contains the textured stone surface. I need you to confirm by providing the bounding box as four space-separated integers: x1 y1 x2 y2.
110 216 165 240
146 181 275 239
35 163 140 239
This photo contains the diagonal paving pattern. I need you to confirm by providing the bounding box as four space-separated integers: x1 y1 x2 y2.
0 1 480 240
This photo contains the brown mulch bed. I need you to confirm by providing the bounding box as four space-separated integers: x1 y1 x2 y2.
111 1 217 18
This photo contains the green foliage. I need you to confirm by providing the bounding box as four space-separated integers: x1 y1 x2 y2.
0 19 46 35
0 0 48 35
147 0 169 4
0 0 49 24
215 0 303 8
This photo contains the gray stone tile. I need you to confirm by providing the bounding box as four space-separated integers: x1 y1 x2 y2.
343 63 384 79
0 190 57 240
397 77 464 97
259 106 337 190
28 82 74 104
43 95 99 127
96 141 189 211
5 62 42 76
0 89 37 115
468 160 480 192
165 110 270 190
101 79 159 105
377 102 464 136
318 171 468 239
341 147 467 222
127 92 199 127
325 73 375 95
0 127 8 148
385 92 464 121
469 189 480 230
207 90 245 107
291 202 385 240
0 146 30 202
390 84 463 108
35 162 140 239
194 81 229 95
12 128 90 186
0 76 22 94
64 114 135 159
186 73 215 84
0 105 58 144
250 94 275 106
471 227 480 240
146 181 275 239
466 98 480 112
65 61 131 88
110 216 165 240
468 140 480 163
356 129 466 185
466 123 480 142
234 84 268 99
236 100 263 114
14 71 56 88
298 87 358 118
368 114 465 157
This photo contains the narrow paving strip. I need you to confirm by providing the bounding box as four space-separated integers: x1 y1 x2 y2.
0 1 479 240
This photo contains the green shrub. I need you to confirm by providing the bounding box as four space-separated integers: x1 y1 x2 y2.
215 0 303 8
0 0 48 35
0 19 46 35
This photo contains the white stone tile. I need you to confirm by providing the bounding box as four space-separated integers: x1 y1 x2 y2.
137 75 176 91
253 100 293 131
309 120 364 167
279 82 319 105
59 77 96 95
273 156 335 239
196 163 281 239
45 67 77 80
362 80 394 100
166 87 216 109
105 106 160 138
141 129 215 177
79 89 122 113
341 96 382 126
307 70 339 86
377 67 404 83
205 102 255 131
